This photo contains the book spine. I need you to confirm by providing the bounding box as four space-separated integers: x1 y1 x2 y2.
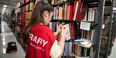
73 1 79 21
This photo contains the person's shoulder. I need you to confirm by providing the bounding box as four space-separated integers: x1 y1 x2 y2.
31 24 51 31
42 25 52 31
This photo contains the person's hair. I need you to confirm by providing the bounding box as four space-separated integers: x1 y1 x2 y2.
23 1 54 44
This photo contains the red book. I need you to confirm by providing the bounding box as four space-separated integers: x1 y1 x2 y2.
69 23 76 40
72 1 78 21
24 6 26 13
75 0 86 21
25 0 29 3
69 3 73 20
72 43 75 55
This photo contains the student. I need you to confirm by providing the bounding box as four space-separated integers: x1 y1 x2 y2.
23 1 67 58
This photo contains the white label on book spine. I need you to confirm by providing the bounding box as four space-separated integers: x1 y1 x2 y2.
80 22 91 31
102 24 105 29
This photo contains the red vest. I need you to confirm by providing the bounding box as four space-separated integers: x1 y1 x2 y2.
25 24 57 58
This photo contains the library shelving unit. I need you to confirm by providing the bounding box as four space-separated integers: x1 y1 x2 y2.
9 0 36 51
50 0 114 58
19 0 35 8
19 0 35 51
105 0 114 58
98 0 114 58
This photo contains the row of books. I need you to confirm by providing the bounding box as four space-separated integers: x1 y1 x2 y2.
49 22 79 40
53 0 86 21
26 2 35 11
49 22 94 57
51 0 70 5
20 1 35 31
21 0 35 4
62 42 93 57
21 2 34 13
49 21 95 41
53 0 96 22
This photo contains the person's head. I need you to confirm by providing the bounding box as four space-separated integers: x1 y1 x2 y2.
23 1 54 44
30 1 54 26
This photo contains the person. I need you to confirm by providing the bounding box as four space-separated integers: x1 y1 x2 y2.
23 1 67 58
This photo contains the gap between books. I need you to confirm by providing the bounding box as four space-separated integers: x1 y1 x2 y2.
26 10 32 12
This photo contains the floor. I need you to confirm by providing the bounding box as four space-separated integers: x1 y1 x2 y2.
108 40 116 58
0 21 116 58
0 21 25 58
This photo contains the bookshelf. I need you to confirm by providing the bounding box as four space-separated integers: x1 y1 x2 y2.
19 0 35 8
105 0 114 57
98 0 114 58
49 0 115 58
7 0 36 52
50 0 106 58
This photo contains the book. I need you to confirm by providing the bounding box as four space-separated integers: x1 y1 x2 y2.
30 2 34 11
86 31 90 40
26 12 32 19
56 6 59 19
66 3 70 20
26 5 28 11
88 8 95 22
55 0 57 4
73 1 79 21
90 30 95 41
51 0 54 4
76 44 82 56
75 0 86 21
72 38 92 48
66 42 70 56
26 0 29 3
53 7 57 19
21 0 25 3
64 3 67 20
69 23 76 40
59 6 63 20
28 4 30 11
90 47 94 57
69 42 72 56
72 43 75 56
62 24 71 40
22 6 26 13
25 19 30 26
69 3 73 20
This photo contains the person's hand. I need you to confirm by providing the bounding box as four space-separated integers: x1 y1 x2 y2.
56 24 63 34
61 25 68 38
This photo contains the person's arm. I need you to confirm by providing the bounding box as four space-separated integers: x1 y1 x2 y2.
54 32 58 36
50 40 61 58
50 25 67 58
58 26 67 57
